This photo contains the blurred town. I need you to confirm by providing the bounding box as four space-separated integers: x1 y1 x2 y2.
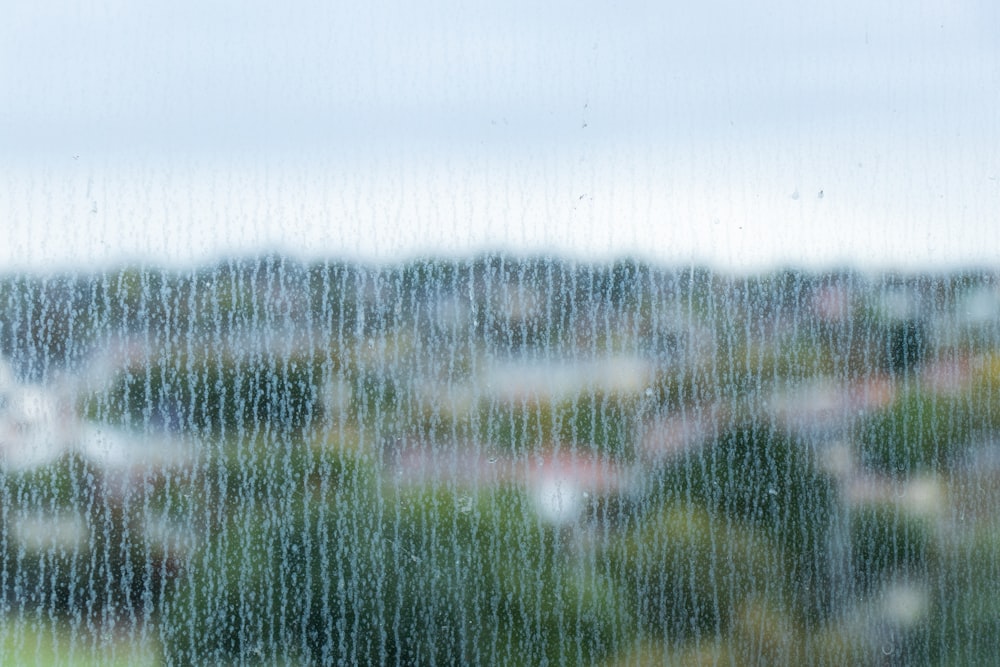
0 255 999 664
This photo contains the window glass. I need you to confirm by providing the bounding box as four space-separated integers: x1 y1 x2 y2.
1 1 997 663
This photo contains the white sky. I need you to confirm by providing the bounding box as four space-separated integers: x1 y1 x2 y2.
2 0 998 272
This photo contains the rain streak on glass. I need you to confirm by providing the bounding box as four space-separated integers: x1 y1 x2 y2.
1 260 999 664
2 0 999 663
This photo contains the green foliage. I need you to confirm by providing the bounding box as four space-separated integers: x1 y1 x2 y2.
84 349 329 437
11 257 1000 663
161 480 622 666
930 524 1000 665
477 393 640 457
377 487 621 665
0 275 98 377
856 390 994 475
605 503 781 642
209 431 376 514
159 448 378 665
0 617 160 666
0 454 169 621
648 424 838 625
850 504 935 591
349 369 398 428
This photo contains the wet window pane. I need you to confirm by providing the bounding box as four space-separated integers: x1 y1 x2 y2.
3 1 998 664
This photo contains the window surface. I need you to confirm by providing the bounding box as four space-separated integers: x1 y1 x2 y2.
2 1 999 664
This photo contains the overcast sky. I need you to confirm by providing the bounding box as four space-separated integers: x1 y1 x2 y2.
3 0 998 272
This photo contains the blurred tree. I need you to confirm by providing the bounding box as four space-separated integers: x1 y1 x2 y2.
645 423 838 627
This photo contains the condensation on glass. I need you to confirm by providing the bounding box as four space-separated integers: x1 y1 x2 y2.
0 259 997 664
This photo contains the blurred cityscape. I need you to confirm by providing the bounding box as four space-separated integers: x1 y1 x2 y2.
1 254 999 664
